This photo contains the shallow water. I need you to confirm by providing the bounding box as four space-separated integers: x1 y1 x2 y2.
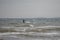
0 25 60 40
0 18 60 40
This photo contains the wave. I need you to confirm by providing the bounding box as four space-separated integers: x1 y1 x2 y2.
0 25 60 38
0 32 60 37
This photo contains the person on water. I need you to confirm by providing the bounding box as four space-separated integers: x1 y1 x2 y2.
23 19 25 23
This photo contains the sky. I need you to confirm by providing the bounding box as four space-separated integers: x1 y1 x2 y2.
0 0 60 18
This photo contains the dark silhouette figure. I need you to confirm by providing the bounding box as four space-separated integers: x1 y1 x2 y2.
23 19 25 23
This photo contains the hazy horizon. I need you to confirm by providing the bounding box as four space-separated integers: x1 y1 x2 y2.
0 0 60 18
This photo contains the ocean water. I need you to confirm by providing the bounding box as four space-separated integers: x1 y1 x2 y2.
0 18 60 40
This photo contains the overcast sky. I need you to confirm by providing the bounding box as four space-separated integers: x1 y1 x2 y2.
0 0 60 18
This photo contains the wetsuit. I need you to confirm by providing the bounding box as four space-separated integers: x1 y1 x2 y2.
23 19 25 23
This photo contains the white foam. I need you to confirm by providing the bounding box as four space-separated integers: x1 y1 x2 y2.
35 26 60 29
30 25 34 27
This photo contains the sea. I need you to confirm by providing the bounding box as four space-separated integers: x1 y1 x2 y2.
0 18 60 40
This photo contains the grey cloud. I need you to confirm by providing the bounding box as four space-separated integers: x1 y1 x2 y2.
0 0 60 18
